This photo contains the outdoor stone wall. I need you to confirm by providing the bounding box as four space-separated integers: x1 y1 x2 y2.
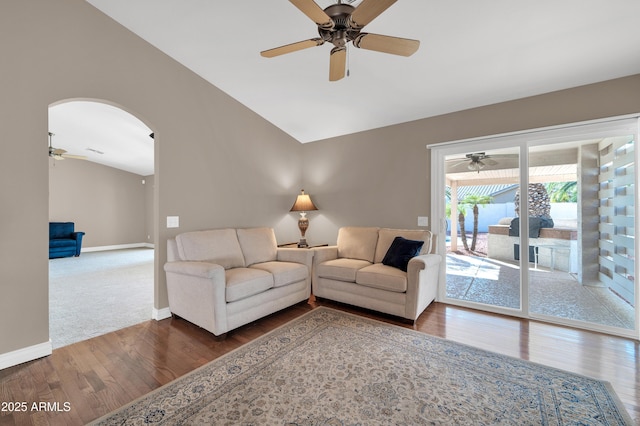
514 183 551 217
487 227 578 272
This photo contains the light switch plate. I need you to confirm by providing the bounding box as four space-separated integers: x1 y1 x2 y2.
418 216 429 227
167 216 179 228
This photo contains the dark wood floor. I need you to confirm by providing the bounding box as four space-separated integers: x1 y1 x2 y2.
1 299 638 425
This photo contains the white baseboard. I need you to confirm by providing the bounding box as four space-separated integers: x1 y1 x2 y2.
0 341 52 370
153 307 172 321
82 243 155 252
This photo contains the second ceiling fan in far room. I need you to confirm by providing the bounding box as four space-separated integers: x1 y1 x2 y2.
260 0 420 81
48 132 87 161
446 152 519 173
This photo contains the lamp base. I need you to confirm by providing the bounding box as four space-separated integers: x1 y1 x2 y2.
297 213 309 248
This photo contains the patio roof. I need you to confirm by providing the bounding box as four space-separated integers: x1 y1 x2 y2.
453 184 517 200
446 164 577 187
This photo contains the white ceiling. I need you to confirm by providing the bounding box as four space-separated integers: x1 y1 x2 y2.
53 1 640 175
49 101 154 176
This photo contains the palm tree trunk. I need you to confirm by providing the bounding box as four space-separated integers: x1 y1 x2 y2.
458 212 469 250
471 204 479 251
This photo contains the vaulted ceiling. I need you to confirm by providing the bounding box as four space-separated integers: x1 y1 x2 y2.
50 1 640 175
86 0 640 143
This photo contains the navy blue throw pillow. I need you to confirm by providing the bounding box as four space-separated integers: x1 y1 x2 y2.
382 237 424 272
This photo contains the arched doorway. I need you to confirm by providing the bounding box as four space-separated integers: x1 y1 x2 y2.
48 100 156 348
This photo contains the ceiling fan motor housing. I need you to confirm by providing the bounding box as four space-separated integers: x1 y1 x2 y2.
318 4 360 48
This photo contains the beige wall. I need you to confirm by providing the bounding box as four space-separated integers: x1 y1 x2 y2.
1 0 639 363
49 158 148 247
302 75 640 244
145 175 155 245
0 0 302 358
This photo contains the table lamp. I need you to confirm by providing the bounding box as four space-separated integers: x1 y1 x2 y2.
290 189 318 248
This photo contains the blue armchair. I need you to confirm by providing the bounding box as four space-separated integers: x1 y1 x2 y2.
49 222 85 259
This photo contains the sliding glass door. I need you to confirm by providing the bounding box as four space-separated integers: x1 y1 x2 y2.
431 117 639 338
444 148 522 311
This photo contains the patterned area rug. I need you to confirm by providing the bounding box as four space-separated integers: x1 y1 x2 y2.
92 307 632 425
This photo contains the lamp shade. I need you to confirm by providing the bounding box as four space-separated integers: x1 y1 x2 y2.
290 189 318 212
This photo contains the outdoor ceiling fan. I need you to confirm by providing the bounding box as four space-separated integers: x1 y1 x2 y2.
48 132 87 161
447 152 518 173
260 0 420 81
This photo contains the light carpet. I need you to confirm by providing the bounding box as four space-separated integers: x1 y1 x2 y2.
49 248 154 349
91 307 631 425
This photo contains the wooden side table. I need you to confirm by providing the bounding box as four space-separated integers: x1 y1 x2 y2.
278 242 328 249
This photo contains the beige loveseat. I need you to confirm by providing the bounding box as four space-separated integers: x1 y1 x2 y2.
313 227 441 321
164 227 313 337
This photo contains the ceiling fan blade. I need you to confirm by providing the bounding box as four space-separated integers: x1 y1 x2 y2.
289 0 333 29
446 156 467 163
62 154 88 160
448 160 470 169
52 148 67 156
486 154 519 159
350 0 397 28
329 47 346 81
353 33 420 56
261 38 324 58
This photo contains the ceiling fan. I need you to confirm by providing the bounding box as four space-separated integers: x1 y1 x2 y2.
48 132 87 161
260 0 420 81
447 152 518 173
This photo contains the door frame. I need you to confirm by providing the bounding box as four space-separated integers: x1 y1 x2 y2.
429 114 640 339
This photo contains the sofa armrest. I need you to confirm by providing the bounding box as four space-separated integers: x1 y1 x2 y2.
164 260 225 280
312 245 338 265
276 248 314 269
407 253 441 273
405 254 442 320
71 232 85 256
310 246 338 285
163 261 228 335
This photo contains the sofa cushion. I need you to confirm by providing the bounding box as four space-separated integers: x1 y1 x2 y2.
250 261 308 288
225 268 273 302
337 227 379 262
317 258 372 282
237 227 278 266
381 236 424 272
374 228 432 264
176 229 245 269
356 263 408 293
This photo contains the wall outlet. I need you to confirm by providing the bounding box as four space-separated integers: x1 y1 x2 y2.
167 216 179 228
418 216 429 227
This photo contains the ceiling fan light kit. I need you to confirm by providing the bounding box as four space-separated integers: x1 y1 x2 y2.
261 0 420 81
468 160 485 172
